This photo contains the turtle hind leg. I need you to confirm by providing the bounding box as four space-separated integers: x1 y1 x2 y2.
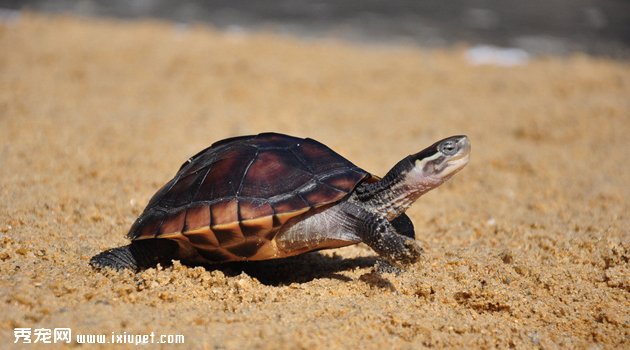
90 239 177 271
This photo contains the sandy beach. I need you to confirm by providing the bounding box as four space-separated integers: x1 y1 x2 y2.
1 14 629 349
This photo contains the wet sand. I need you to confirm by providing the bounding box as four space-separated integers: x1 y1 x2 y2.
1 14 629 349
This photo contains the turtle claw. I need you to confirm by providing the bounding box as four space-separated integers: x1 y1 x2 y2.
374 241 423 273
400 239 424 264
381 238 423 268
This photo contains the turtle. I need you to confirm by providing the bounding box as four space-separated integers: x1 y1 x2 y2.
90 132 470 270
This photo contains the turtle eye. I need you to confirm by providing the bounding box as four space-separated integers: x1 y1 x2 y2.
438 140 458 156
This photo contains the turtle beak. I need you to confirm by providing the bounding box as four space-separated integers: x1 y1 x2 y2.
451 136 470 160
440 135 470 177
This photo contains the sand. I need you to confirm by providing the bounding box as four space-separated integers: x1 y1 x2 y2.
1 14 629 349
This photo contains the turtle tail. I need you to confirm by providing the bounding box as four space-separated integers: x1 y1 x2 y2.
90 239 177 271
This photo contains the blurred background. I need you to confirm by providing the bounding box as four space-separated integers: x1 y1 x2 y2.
2 0 629 58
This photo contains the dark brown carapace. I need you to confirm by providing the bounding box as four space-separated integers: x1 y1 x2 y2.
128 133 369 262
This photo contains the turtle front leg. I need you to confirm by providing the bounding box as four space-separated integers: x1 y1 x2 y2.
347 205 423 266
90 239 177 271
363 217 423 265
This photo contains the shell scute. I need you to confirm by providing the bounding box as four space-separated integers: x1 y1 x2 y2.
239 150 312 198
193 148 255 201
185 230 219 248
300 181 346 206
269 193 309 214
133 213 164 240
241 216 274 237
183 205 210 233
210 199 239 226
239 199 274 236
239 199 273 220
159 210 185 236
226 238 266 258
212 226 245 246
297 139 352 173
322 169 367 193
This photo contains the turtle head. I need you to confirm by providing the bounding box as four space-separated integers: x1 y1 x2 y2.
355 135 470 219
409 135 470 184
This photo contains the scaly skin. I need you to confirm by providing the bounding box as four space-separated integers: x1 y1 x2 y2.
90 239 177 271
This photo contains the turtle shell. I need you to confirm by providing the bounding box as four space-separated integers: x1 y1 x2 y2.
128 132 370 262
